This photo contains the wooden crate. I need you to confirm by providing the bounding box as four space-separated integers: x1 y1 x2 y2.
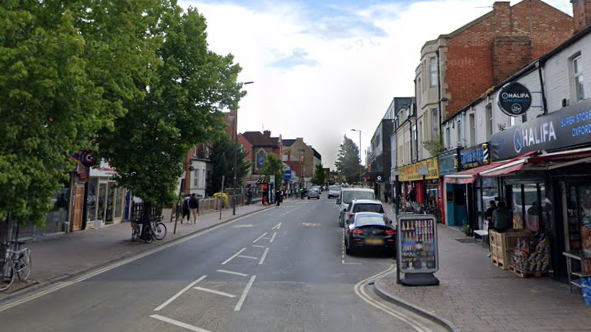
508 265 551 278
490 229 531 270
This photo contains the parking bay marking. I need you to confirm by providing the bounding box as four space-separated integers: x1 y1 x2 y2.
193 287 236 298
253 232 268 243
154 275 207 311
151 314 211 332
234 275 257 311
258 247 270 265
221 248 247 265
216 269 249 277
238 255 259 260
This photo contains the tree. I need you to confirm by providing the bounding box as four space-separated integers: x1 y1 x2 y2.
206 136 250 196
335 136 362 183
97 5 245 208
0 1 163 226
311 163 327 186
260 154 284 188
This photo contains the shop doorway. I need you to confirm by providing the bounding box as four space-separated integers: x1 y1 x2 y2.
72 184 84 231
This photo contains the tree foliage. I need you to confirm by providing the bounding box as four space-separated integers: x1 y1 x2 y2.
97 5 245 207
335 136 361 184
422 138 445 156
260 154 284 187
311 163 327 186
206 136 249 196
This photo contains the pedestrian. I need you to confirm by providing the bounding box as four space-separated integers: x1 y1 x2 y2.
492 201 512 232
275 189 282 207
484 200 497 257
246 187 253 205
182 194 191 223
189 193 199 224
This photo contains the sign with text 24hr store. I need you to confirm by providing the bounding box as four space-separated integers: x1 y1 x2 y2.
490 99 591 160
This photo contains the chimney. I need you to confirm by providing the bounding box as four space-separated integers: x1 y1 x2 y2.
493 1 512 35
572 0 591 32
263 130 271 138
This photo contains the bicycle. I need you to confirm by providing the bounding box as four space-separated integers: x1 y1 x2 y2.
131 215 166 243
0 240 32 291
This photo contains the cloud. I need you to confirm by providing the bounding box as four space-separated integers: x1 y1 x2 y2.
178 0 574 169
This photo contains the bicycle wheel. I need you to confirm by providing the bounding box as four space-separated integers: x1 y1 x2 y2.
17 249 31 281
152 222 167 241
0 260 15 291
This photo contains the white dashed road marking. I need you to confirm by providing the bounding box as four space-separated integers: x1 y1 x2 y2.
222 248 247 265
151 314 212 332
216 270 249 277
154 275 207 311
258 247 270 265
253 232 268 243
234 275 257 311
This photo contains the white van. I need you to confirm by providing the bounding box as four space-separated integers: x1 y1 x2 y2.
336 187 376 227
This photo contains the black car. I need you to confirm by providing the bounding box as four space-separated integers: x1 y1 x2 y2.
344 212 396 256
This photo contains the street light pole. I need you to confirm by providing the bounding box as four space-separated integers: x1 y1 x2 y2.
232 81 254 215
351 129 362 185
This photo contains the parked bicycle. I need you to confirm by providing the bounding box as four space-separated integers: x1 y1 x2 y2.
131 215 167 243
0 240 32 291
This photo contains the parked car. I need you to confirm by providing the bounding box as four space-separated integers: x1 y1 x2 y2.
344 212 396 256
343 199 385 225
328 185 341 198
307 188 320 199
337 187 375 227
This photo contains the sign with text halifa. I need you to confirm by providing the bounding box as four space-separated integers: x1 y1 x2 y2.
490 98 591 160
497 82 532 116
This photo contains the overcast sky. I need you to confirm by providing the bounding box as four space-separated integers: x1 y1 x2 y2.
178 0 572 169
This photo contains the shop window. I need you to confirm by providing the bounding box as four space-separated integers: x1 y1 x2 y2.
114 186 123 219
571 55 585 102
97 182 107 222
87 180 97 222
512 184 548 232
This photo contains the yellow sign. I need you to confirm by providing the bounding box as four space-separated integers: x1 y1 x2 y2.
397 157 440 182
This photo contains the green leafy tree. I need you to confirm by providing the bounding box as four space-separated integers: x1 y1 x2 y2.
98 5 245 208
335 136 362 183
0 1 163 226
311 163 327 186
260 154 284 187
206 136 250 196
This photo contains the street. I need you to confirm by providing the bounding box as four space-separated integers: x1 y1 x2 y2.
0 198 446 332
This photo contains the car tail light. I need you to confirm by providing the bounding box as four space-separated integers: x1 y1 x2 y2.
350 229 363 234
348 213 354 221
385 229 396 235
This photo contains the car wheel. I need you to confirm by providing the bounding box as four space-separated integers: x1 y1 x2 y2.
345 239 352 255
307 197 310 200
338 218 344 227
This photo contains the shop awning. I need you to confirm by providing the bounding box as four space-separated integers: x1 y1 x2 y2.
444 162 504 184
479 150 577 177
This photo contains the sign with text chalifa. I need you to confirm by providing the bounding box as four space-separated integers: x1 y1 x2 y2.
497 82 532 116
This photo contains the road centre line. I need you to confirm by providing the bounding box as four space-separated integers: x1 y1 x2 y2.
216 269 248 277
252 244 266 248
271 223 281 230
238 255 259 260
221 248 247 265
280 208 298 216
270 232 277 243
253 232 268 243
234 275 256 311
193 287 236 298
258 247 270 265
151 314 212 332
154 275 207 311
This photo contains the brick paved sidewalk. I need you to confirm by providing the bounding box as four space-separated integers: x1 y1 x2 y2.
375 214 591 332
0 202 271 302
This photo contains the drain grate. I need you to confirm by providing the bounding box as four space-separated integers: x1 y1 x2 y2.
455 238 476 243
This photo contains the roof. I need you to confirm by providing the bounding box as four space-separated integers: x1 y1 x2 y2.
351 199 382 205
241 131 278 147
311 147 321 160
341 187 375 192
282 139 297 147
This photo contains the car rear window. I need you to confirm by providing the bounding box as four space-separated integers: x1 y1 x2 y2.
352 203 384 213
329 186 340 191
356 215 387 226
342 191 375 203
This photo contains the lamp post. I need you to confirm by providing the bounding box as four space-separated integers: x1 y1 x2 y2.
232 81 254 215
350 129 362 185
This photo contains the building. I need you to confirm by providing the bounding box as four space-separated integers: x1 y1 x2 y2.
241 130 282 184
281 138 316 189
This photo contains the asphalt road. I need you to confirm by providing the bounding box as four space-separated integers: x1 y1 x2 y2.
0 196 447 332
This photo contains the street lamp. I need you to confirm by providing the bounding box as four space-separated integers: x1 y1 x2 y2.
232 81 254 215
350 129 362 185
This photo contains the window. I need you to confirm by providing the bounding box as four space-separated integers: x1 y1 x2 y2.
430 58 437 87
431 109 439 139
469 113 475 146
485 104 492 139
446 127 451 148
573 55 585 101
193 169 199 186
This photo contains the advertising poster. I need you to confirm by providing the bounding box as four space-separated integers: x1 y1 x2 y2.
398 215 438 274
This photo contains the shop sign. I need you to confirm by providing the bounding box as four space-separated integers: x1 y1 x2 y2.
460 145 484 169
398 157 439 182
89 160 117 177
438 150 457 176
491 98 591 160
497 82 532 116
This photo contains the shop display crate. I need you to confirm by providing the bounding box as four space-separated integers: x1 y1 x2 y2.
490 229 531 270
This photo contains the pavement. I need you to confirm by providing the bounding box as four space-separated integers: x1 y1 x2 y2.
376 205 591 332
0 201 272 302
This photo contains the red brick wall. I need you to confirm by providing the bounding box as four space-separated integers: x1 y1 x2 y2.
573 0 591 32
443 0 573 120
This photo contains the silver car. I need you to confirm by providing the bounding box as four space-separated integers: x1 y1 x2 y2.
307 188 320 199
328 185 341 198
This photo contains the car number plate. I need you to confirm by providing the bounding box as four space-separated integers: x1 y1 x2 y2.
365 239 383 245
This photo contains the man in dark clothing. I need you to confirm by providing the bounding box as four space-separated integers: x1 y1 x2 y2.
275 189 282 207
189 193 199 224
246 188 253 205
492 201 512 232
485 201 497 226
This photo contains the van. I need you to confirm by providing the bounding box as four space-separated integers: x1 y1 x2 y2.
336 187 376 227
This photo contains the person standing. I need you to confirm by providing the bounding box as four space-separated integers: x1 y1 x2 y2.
246 187 253 205
182 194 191 223
275 189 282 207
485 200 497 257
189 193 199 224
492 201 512 232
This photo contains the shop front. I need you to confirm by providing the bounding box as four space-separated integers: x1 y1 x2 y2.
397 157 440 209
484 98 591 281
88 161 128 227
438 150 459 225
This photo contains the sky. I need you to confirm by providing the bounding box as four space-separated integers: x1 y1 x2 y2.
178 0 572 169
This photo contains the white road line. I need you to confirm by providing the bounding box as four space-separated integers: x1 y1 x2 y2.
154 275 207 311
221 248 247 265
238 255 259 260
258 247 270 265
253 232 268 243
252 244 266 248
193 287 236 298
280 209 298 216
151 314 212 332
234 275 256 311
271 223 282 230
270 232 277 243
216 269 249 277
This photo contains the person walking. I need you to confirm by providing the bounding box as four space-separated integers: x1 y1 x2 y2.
182 194 191 223
246 187 253 205
485 200 497 257
275 189 282 207
189 193 199 224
